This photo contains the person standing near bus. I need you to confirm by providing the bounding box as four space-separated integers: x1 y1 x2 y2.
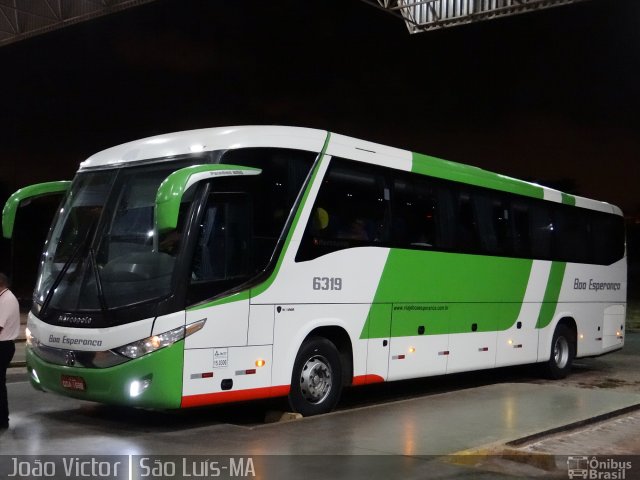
0 273 19 429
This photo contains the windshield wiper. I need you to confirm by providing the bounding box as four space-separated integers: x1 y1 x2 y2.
89 247 108 315
40 222 97 318
40 239 87 318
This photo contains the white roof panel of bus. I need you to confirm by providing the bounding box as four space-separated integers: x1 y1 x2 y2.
79 126 328 170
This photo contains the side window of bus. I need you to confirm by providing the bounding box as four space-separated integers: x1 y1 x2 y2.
391 174 454 250
296 158 389 262
157 189 196 257
591 211 625 265
529 202 553 260
191 192 252 282
552 205 591 263
511 201 533 258
473 193 512 256
492 198 512 255
187 148 315 304
186 189 253 306
454 191 482 253
294 158 624 266
219 147 315 268
551 204 624 265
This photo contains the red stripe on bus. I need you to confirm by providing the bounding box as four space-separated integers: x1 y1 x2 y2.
352 374 385 386
181 385 290 408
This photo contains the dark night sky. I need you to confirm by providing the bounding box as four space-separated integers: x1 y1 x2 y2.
1 0 639 221
2 0 639 208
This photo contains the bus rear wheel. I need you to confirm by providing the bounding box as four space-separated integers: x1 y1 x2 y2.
546 324 575 379
288 337 343 416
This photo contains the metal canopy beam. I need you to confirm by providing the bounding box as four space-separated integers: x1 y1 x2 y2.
363 0 592 33
0 0 157 47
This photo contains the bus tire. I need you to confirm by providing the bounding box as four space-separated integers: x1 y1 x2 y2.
546 324 575 379
288 337 343 416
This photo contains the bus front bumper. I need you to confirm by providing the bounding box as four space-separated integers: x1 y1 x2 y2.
26 341 184 409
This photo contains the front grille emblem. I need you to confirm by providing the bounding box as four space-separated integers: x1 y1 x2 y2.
64 351 76 367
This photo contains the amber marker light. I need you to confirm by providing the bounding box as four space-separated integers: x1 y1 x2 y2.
255 359 266 367
408 346 416 353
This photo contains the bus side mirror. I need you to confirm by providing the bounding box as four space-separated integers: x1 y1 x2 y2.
2 181 71 239
155 164 261 234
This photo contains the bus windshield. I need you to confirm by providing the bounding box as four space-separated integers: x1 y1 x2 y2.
35 160 197 314
33 147 316 323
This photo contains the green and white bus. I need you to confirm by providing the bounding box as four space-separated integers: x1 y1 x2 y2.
2 126 626 416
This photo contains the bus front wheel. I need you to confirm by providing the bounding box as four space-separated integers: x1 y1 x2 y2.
546 324 575 379
288 337 343 416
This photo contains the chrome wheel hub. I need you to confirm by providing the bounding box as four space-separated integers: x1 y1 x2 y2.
300 355 332 404
554 336 570 369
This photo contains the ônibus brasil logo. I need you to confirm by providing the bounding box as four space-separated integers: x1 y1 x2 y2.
567 456 632 479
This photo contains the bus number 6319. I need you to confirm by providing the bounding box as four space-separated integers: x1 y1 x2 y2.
313 277 342 291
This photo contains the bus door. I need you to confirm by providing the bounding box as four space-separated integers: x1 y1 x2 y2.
185 191 253 348
182 190 256 397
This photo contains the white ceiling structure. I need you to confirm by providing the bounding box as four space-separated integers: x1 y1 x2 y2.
0 0 156 47
0 0 594 48
363 0 592 33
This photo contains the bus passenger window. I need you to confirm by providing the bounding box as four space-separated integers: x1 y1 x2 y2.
511 204 532 258
455 193 481 253
339 217 371 241
392 175 440 249
552 205 591 263
219 147 314 268
490 201 512 255
529 203 553 259
296 158 389 262
590 211 624 265
187 148 316 304
473 194 499 255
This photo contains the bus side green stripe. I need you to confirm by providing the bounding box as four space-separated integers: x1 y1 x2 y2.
360 251 533 339
412 152 544 200
535 261 567 329
561 192 576 206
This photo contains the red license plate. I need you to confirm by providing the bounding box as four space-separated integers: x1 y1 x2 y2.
61 375 86 391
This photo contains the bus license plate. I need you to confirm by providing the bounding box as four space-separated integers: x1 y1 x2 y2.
61 375 86 392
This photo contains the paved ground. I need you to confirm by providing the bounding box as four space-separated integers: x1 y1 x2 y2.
521 411 640 455
441 331 640 478
445 410 640 478
3 380 640 457
2 380 640 478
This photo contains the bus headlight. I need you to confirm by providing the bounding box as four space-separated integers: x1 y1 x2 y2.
25 327 38 347
115 326 184 359
113 319 206 359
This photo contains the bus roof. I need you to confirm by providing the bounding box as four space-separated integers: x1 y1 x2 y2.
80 126 327 171
79 125 621 216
